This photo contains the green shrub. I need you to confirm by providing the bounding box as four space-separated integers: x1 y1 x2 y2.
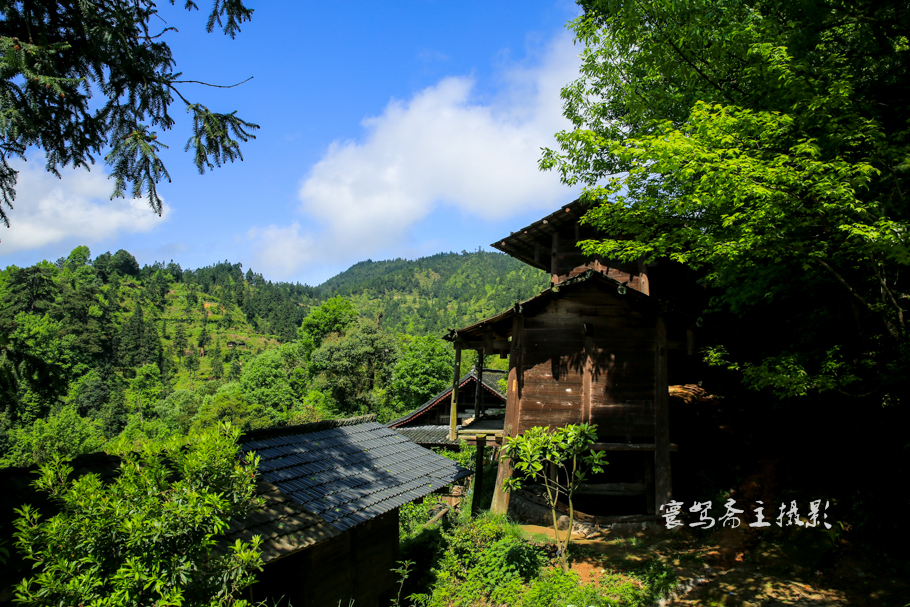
400 494 444 540
412 513 546 606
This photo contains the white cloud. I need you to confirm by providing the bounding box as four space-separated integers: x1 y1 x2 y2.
245 223 316 280
249 33 581 278
0 156 170 254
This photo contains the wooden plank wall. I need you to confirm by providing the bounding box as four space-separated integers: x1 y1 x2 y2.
516 284 658 441
552 223 648 293
252 510 399 607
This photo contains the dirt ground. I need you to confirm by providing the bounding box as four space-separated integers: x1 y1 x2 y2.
519 524 909 606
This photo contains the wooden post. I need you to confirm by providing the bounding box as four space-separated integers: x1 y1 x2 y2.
655 317 671 510
449 345 462 442
551 231 560 284
472 436 486 515
582 332 594 424
491 313 523 514
474 354 484 419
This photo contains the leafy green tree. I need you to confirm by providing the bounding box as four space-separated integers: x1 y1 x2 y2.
68 369 110 417
386 333 453 416
309 319 398 415
64 245 91 269
52 273 117 370
0 264 59 322
128 362 165 423
1 405 104 467
297 295 358 356
153 389 201 437
192 382 276 432
91 252 113 282
542 0 910 400
12 424 263 606
2 312 76 421
0 1 257 228
109 250 140 277
500 424 607 573
239 346 299 413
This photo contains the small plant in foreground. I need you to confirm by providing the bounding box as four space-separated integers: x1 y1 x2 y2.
391 560 415 607
501 423 607 573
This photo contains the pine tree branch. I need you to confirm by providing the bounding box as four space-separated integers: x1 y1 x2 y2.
170 76 253 88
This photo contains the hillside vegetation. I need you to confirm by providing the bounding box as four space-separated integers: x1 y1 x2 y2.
319 250 550 335
0 246 544 468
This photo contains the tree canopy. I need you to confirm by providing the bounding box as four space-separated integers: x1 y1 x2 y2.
543 0 910 401
0 0 257 227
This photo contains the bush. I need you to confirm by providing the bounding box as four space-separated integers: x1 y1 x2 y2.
406 511 676 607
13 424 263 606
412 513 546 606
1 405 104 467
400 495 444 540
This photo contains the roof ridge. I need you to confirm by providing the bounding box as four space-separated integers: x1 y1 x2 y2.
242 414 378 440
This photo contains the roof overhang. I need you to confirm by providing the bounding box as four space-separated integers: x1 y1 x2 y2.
490 198 594 272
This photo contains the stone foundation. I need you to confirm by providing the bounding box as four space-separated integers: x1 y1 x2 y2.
507 489 670 538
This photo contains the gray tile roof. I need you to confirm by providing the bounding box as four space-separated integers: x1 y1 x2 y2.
239 416 472 534
221 478 341 563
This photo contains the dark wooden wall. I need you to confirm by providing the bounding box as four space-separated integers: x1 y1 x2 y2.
252 509 399 607
515 282 659 441
549 222 649 292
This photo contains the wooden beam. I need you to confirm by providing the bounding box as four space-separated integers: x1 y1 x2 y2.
453 339 510 352
471 436 485 515
655 317 672 509
591 443 679 452
449 346 462 442
575 482 646 496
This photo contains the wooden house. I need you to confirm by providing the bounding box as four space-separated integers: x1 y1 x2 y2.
444 199 700 520
387 366 506 448
231 415 471 606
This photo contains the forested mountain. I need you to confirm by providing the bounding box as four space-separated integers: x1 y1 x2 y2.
319 250 550 334
0 246 544 469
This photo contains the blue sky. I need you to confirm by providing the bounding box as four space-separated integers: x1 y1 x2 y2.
0 1 585 285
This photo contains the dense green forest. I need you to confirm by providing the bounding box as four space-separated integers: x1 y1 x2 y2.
0 246 545 468
321 251 550 335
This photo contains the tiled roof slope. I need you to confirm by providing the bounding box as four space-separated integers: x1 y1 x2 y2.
221 478 340 563
240 416 472 533
386 367 507 428
394 425 456 446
